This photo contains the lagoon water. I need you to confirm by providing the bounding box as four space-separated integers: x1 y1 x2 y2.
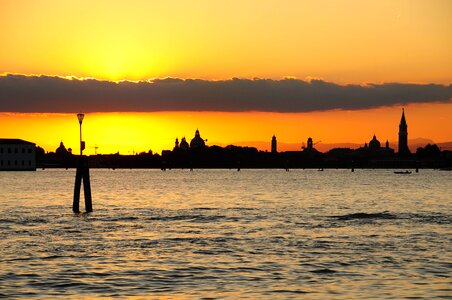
0 169 451 299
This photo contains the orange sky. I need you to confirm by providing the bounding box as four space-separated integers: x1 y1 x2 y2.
0 0 451 153
0 103 450 155
1 0 451 83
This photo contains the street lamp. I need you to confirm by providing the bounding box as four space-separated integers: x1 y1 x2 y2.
77 113 85 155
73 113 92 213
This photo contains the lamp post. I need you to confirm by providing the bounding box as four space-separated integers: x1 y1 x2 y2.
73 113 92 213
77 113 84 155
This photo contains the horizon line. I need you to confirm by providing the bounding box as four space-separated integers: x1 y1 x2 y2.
30 137 452 155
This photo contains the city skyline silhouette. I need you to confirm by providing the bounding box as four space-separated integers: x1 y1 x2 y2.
1 2 451 299
2 107 449 171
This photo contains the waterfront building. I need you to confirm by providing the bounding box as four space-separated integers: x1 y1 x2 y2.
358 134 394 156
300 137 321 156
369 134 381 151
55 141 70 156
173 138 180 151
302 137 319 152
180 137 189 151
190 129 206 149
0 139 36 171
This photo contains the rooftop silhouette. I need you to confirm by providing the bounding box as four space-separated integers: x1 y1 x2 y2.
2 109 451 170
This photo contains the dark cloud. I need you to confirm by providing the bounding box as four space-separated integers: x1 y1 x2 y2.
0 74 450 113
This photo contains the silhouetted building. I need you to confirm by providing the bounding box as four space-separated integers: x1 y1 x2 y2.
398 108 410 155
302 137 319 152
161 150 172 156
173 138 180 151
301 137 321 156
358 134 394 156
0 139 36 171
190 129 206 149
56 141 70 156
369 134 381 150
271 135 277 153
416 144 441 160
180 137 189 151
307 137 314 151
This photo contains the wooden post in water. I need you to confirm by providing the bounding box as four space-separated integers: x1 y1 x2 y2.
73 113 93 213
73 160 82 213
73 156 93 213
72 166 82 213
82 157 92 212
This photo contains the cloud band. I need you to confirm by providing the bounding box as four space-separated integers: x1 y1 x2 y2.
0 74 450 113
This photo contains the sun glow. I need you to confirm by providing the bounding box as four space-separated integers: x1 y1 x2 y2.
1 1 451 83
0 1 450 150
1 103 451 155
78 44 170 81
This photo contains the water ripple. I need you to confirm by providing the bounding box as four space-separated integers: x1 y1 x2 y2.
0 169 450 299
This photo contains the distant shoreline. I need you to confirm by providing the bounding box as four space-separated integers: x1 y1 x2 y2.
35 166 451 171
30 142 452 171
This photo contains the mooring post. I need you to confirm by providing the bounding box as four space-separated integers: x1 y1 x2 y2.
73 156 93 213
82 157 93 212
73 113 93 213
72 159 82 213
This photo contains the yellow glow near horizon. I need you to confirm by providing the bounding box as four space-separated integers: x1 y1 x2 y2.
0 1 450 150
0 0 451 83
1 103 451 155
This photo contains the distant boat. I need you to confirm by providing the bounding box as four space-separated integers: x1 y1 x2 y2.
394 170 412 174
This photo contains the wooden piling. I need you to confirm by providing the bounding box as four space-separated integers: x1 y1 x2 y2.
73 164 82 213
83 163 92 212
73 156 92 213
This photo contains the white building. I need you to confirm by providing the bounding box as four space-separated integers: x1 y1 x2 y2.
0 139 36 171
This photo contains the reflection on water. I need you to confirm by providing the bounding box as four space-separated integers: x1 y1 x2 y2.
0 169 451 299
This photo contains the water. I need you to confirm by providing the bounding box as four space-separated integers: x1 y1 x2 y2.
0 169 450 299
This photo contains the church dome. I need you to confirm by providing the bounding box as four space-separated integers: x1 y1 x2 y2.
180 137 189 151
369 134 381 150
190 129 205 149
56 141 69 155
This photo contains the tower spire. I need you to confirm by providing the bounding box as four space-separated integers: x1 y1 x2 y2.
398 108 410 155
400 108 406 125
271 135 277 153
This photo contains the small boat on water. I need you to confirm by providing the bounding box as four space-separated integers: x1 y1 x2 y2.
439 167 452 171
394 170 412 174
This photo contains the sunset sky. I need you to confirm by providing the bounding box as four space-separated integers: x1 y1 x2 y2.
0 0 451 154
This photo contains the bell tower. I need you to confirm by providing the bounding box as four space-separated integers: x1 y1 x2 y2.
271 135 277 153
398 108 410 155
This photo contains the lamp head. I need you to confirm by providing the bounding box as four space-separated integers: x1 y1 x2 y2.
77 113 84 124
